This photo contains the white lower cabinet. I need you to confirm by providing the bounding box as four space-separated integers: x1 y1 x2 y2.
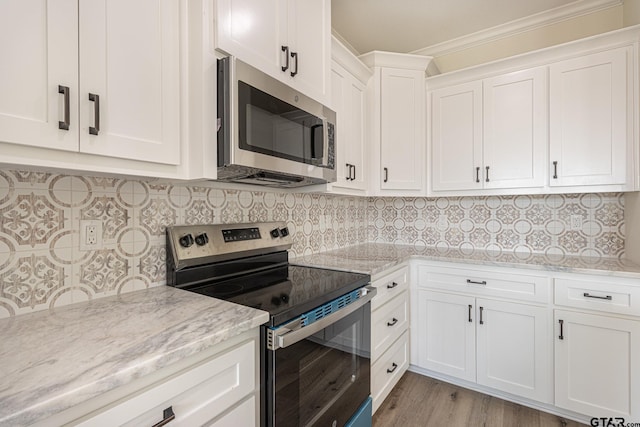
38 331 260 427
416 289 551 403
413 262 552 405
554 310 640 419
370 264 410 413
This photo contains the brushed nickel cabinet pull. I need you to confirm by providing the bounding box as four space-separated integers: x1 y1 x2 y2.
475 166 480 183
553 161 558 179
383 167 388 183
485 166 490 182
479 306 484 325
468 304 472 322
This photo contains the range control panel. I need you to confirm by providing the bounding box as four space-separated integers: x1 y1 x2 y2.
167 222 292 270
222 227 261 242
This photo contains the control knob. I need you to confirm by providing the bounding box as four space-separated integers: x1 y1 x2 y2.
195 233 209 246
179 234 194 248
279 227 289 237
270 228 280 238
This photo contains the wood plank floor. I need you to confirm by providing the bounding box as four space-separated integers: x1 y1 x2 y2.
373 372 586 427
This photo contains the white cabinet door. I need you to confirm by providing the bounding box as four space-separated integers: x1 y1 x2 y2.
286 0 330 103
215 0 283 79
417 290 476 382
331 62 367 192
549 47 629 186
380 68 425 191
483 68 546 189
431 81 483 191
0 0 79 152
555 310 640 419
216 0 329 103
476 299 551 403
79 0 181 165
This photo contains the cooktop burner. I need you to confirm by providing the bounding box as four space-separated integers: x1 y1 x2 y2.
184 264 369 327
166 222 371 326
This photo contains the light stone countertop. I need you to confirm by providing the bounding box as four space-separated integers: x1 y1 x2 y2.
0 286 269 426
292 243 640 279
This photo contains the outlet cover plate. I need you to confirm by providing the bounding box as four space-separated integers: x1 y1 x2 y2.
80 220 103 251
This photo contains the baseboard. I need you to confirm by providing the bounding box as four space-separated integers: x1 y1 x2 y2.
407 365 591 425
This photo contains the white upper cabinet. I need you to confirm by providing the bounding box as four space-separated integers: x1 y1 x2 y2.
361 52 432 195
380 68 426 191
549 47 630 187
0 0 183 170
330 61 368 192
430 68 546 192
431 81 483 191
79 0 181 165
483 68 547 189
216 0 331 103
427 26 639 196
0 0 79 152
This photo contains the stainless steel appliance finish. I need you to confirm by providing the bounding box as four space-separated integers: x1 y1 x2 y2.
166 222 293 271
217 57 337 187
165 222 373 427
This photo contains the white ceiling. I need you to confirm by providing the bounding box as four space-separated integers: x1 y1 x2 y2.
331 0 593 54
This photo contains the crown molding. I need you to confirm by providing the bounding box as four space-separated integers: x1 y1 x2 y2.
331 36 373 83
359 50 433 72
411 0 623 57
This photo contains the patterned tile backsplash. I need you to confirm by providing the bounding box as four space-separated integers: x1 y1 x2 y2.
0 169 625 318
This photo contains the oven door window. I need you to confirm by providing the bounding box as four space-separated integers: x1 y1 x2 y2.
268 304 371 427
238 81 324 165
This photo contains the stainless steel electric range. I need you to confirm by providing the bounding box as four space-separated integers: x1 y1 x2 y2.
166 222 375 427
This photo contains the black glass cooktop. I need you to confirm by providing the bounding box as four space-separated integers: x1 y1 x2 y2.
183 264 370 327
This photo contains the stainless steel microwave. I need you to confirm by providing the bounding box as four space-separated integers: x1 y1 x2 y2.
216 57 336 187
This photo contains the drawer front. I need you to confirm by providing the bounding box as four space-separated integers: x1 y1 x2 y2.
372 291 409 361
79 339 256 427
372 331 409 414
555 278 640 316
372 265 409 310
417 264 549 303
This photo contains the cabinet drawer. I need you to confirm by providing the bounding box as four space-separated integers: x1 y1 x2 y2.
372 331 409 414
372 291 409 361
555 278 640 316
371 265 409 310
79 339 256 426
417 264 549 303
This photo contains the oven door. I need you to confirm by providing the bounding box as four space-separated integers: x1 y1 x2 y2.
265 299 372 427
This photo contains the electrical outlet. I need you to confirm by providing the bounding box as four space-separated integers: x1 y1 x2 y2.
80 220 103 251
570 215 583 231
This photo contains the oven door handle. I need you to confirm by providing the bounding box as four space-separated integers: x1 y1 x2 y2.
268 286 376 350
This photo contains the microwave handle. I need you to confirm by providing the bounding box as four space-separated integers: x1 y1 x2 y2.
310 120 330 167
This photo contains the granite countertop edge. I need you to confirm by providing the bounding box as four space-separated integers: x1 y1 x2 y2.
0 287 269 426
291 243 640 280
